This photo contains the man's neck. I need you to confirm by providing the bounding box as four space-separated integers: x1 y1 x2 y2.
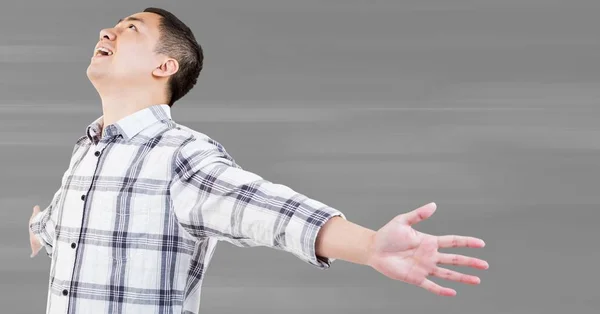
98 90 167 128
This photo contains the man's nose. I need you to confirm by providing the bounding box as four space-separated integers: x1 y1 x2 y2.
99 28 116 41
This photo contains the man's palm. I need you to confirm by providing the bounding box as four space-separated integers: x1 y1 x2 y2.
367 202 489 296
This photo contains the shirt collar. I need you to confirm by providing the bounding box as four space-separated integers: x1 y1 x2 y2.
86 104 172 144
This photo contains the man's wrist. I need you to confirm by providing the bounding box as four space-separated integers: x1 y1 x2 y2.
316 216 378 266
365 230 377 268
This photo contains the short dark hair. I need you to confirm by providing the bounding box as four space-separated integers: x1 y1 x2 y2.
143 7 203 107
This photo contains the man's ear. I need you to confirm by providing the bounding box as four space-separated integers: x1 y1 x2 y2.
153 58 179 78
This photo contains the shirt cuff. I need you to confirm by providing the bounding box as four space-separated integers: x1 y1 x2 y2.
29 211 54 257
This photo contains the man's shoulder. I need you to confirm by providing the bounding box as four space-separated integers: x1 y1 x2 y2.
166 122 238 167
167 123 223 151
168 123 209 142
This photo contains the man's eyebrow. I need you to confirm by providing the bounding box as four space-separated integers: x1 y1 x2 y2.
117 16 145 25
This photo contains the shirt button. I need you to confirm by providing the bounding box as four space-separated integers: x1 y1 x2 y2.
94 151 100 157
81 195 85 201
62 289 68 296
71 243 77 249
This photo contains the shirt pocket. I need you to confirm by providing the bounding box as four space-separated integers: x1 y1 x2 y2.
87 193 152 265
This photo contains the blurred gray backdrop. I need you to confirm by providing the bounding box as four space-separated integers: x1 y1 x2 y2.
2 0 599 313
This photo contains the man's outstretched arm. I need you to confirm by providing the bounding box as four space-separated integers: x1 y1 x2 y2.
169 139 489 296
315 202 489 296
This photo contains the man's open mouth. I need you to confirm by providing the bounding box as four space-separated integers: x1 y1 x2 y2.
95 47 114 57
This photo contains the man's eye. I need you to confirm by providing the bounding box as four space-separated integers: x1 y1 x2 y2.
128 24 137 30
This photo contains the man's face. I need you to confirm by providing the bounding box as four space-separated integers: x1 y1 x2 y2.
86 12 165 86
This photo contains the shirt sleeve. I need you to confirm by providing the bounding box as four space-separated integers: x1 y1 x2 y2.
169 138 347 269
29 188 62 258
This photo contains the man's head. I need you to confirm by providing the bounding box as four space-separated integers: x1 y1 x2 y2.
86 8 203 107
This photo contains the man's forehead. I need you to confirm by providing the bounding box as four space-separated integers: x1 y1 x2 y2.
117 12 161 27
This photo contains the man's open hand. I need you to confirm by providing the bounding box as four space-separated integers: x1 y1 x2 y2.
29 205 42 258
366 202 489 297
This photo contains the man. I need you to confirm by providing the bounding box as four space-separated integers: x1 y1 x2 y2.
28 7 489 314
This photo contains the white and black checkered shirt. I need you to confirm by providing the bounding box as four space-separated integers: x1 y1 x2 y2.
29 104 346 314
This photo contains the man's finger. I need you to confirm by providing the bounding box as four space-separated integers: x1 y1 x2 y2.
31 206 40 221
419 278 456 297
433 267 481 285
437 253 489 269
437 235 485 249
400 202 437 226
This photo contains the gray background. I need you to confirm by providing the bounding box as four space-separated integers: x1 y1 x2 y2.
2 0 599 313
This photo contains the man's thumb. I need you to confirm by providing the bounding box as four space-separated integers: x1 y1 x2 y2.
32 205 40 215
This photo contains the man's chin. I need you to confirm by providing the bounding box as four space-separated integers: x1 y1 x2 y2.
86 66 109 85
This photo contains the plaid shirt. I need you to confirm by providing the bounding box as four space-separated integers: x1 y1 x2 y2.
29 104 346 314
